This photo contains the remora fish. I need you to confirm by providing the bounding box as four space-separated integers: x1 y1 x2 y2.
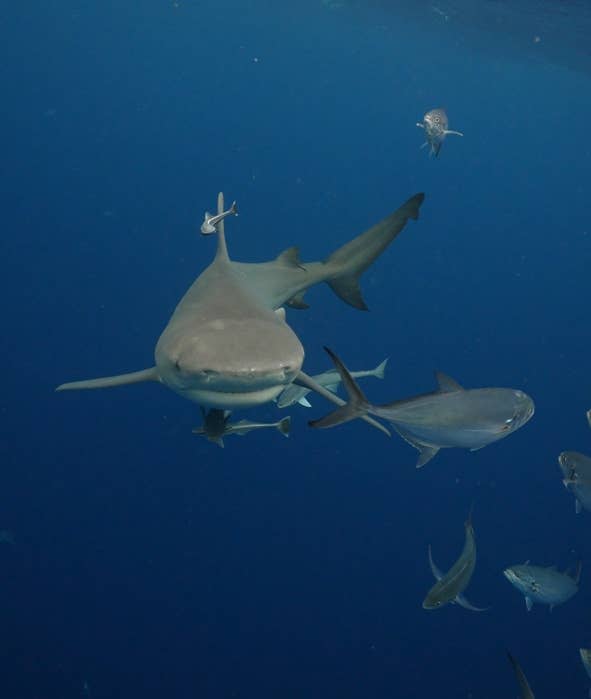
422 510 487 611
309 347 534 468
276 358 388 409
506 651 535 699
558 451 591 514
57 192 424 418
192 408 290 448
503 561 582 611
579 648 591 697
416 108 463 157
200 200 238 235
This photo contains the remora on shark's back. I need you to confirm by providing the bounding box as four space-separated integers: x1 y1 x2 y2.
309 348 534 467
57 192 424 416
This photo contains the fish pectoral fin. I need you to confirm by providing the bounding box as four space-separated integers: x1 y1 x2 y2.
428 545 443 581
525 596 533 612
286 290 310 310
469 445 487 452
416 445 440 468
56 367 159 392
455 593 489 612
444 129 464 137
298 396 312 408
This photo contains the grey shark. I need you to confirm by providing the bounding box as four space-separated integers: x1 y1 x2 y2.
309 347 534 468
56 192 424 416
200 200 238 235
506 651 535 699
416 108 463 157
193 408 290 448
503 561 582 611
423 510 487 611
558 451 591 514
276 358 388 409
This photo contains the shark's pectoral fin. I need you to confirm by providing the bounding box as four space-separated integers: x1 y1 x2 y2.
56 367 159 392
455 593 488 612
286 290 309 310
327 275 368 311
525 596 533 612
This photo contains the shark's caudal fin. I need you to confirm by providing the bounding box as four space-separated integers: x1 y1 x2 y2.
324 193 424 310
56 367 159 392
308 347 371 429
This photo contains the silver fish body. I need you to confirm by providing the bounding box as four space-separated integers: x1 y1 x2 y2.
503 562 581 611
423 512 486 611
193 408 291 447
558 451 591 514
416 108 463 157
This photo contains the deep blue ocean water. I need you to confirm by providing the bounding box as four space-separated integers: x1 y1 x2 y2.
2 1 591 697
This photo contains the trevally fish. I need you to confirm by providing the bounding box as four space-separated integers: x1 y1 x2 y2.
193 408 290 448
416 108 463 157
558 451 591 514
579 648 591 697
309 347 534 468
506 651 535 699
503 561 582 611
423 510 487 611
276 358 388 408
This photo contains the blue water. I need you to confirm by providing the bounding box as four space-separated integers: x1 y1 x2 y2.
2 1 591 697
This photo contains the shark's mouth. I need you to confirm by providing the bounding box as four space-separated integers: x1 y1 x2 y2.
183 383 288 409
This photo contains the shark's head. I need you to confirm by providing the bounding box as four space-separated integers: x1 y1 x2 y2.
155 312 304 409
422 591 445 610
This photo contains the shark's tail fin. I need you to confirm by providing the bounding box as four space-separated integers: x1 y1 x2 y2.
309 347 371 429
276 416 291 437
324 193 424 310
56 367 159 392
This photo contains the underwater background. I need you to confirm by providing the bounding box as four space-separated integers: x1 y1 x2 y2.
2 0 591 696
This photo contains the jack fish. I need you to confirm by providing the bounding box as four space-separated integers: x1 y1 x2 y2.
416 108 463 157
309 347 534 468
503 561 582 611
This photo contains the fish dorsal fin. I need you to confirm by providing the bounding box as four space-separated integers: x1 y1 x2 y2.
435 371 464 393
214 191 230 263
276 246 304 269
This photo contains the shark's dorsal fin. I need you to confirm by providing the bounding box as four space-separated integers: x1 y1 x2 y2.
435 371 464 393
276 246 304 269
215 191 230 263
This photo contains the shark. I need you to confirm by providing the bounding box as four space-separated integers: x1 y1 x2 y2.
506 651 535 699
276 357 388 409
193 408 290 448
309 347 534 467
422 510 487 611
56 192 424 425
503 561 582 611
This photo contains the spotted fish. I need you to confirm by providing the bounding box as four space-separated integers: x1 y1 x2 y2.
416 108 463 157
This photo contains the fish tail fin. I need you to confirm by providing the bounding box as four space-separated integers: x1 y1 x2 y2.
372 358 389 379
277 416 291 437
309 347 370 429
56 367 159 392
324 193 424 310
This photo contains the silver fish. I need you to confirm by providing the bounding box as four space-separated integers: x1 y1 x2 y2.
558 451 591 514
579 648 591 697
503 561 581 611
309 347 534 468
276 358 388 409
416 108 463 157
506 651 535 699
200 200 238 235
423 510 487 611
193 408 290 448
